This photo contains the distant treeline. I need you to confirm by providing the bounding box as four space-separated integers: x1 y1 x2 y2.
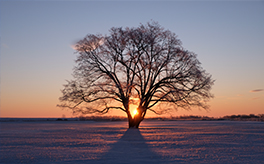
78 116 126 121
165 114 264 121
222 114 264 121
78 114 264 122
1 114 263 122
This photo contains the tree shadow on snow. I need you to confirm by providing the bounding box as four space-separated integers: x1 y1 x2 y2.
94 128 166 164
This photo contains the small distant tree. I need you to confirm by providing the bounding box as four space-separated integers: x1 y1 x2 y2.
58 21 214 128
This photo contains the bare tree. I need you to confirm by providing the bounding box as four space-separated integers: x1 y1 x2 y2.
58 22 214 128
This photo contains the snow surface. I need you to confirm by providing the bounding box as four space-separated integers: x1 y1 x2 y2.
0 120 263 164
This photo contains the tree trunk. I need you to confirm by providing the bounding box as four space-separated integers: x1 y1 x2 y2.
128 117 142 128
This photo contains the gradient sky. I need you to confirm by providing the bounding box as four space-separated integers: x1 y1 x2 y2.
1 1 264 118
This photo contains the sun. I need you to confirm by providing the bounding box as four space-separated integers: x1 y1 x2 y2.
132 109 138 118
129 97 140 118
130 106 138 118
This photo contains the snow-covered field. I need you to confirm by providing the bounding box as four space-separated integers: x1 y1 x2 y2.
1 120 263 164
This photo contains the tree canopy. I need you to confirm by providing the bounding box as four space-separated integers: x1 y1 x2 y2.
58 21 214 128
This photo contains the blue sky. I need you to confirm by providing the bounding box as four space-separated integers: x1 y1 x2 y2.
1 1 264 117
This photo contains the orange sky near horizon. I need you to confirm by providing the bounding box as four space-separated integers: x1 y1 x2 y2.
1 87 263 118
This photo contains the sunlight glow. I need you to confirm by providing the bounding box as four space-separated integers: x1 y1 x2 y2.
131 109 138 118
129 97 140 118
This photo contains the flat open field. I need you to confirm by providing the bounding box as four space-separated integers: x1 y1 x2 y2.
1 120 263 164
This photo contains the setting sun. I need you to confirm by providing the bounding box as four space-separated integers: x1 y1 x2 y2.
129 97 140 118
131 109 138 118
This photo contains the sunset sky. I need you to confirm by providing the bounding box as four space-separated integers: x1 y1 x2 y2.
1 1 263 118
